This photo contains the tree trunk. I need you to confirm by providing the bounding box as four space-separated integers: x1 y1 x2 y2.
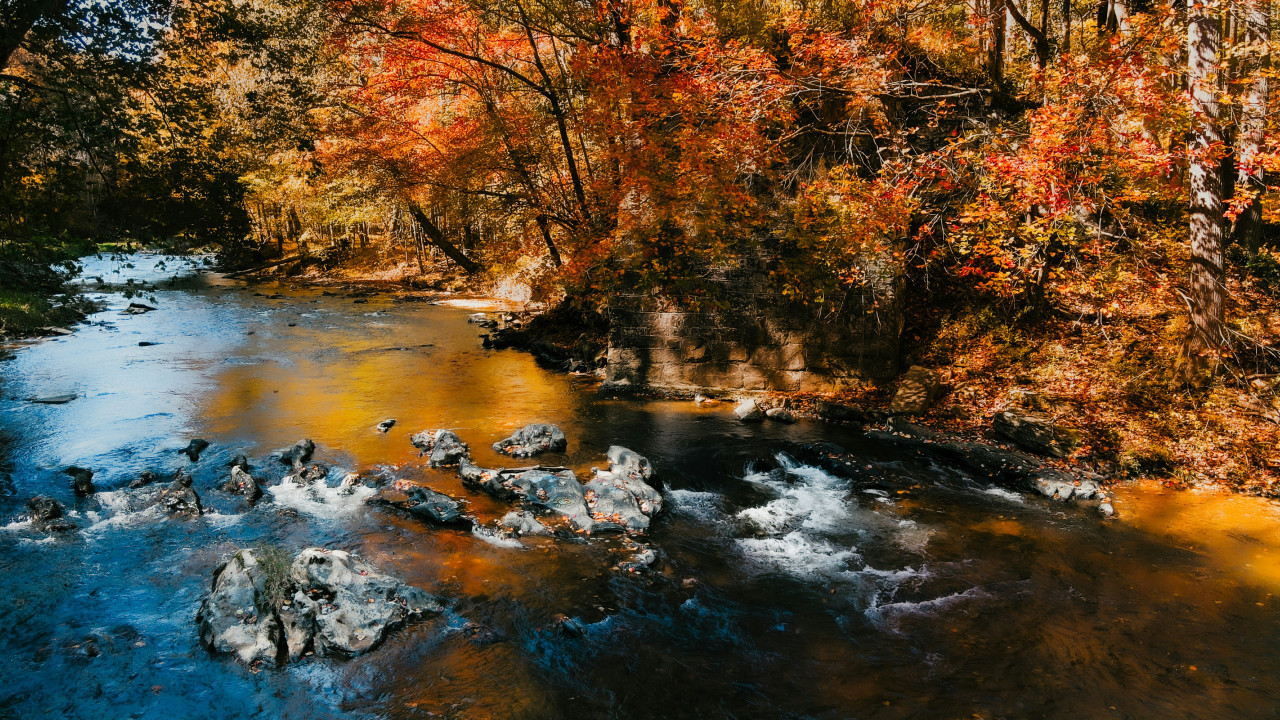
536 214 563 267
406 202 482 274
1233 0 1269 253
1185 0 1227 379
990 0 1006 83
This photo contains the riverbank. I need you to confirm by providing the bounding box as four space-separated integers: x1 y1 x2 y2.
226 250 1280 500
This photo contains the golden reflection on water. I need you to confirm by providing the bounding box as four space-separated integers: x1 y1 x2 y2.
1113 484 1280 591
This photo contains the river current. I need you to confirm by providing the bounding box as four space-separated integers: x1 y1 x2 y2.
0 254 1277 719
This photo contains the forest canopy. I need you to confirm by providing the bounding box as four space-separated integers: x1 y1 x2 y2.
4 0 1280 388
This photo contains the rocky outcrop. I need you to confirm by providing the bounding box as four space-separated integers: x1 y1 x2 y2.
889 365 943 415
158 469 202 516
181 439 210 462
410 429 470 467
865 419 1111 514
992 410 1082 458
492 423 567 458
197 547 444 668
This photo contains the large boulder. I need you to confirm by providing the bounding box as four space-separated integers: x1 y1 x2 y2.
196 550 283 667
889 365 944 415
992 410 1082 458
288 548 444 656
410 429 470 467
492 423 568 458
198 547 445 667
158 469 202 516
279 439 316 468
460 461 593 532
584 446 663 532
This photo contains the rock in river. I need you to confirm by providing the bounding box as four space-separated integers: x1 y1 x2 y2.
27 495 76 532
374 485 473 527
492 423 568 458
198 547 444 667
158 469 202 516
64 466 95 496
460 461 593 532
222 465 263 501
734 399 764 422
584 446 663 532
410 429 470 467
279 439 316 468
181 438 210 462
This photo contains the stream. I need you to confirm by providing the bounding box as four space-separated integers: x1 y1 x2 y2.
1 253 1278 719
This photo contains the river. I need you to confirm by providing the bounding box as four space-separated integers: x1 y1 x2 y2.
0 253 1277 719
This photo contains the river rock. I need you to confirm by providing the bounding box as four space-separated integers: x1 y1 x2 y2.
129 470 159 489
223 465 263 500
27 495 76 531
123 302 157 314
497 510 551 537
26 394 76 404
460 461 593 531
280 439 316 468
890 365 943 415
492 423 568 457
181 438 210 462
410 429 470 467
65 466 95 496
765 407 796 423
158 469 202 516
197 550 282 667
285 462 330 486
288 548 444 656
735 399 765 422
403 486 471 526
992 410 1082 458
584 446 663 532
375 418 396 433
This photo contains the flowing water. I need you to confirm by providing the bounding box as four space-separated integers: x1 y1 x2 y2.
1 253 1278 719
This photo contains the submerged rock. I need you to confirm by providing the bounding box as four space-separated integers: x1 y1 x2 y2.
375 418 396 433
158 469 202 516
123 302 157 315
65 466 95 496
181 438 210 462
26 394 76 405
492 423 567 458
198 547 445 668
279 439 316 468
410 429 470 467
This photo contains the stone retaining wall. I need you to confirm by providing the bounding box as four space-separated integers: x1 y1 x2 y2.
604 257 902 393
